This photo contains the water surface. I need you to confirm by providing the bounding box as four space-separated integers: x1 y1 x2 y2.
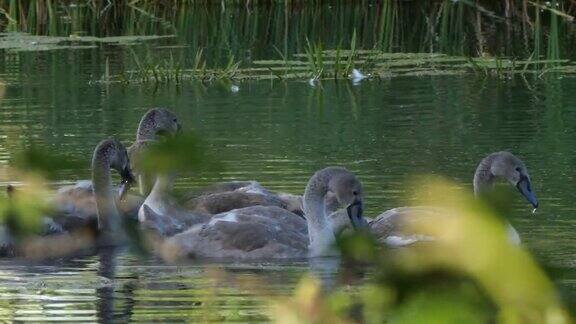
1 21 576 323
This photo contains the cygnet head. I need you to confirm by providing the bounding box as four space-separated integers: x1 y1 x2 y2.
327 169 367 229
108 139 134 181
137 108 182 141
98 138 136 200
489 152 538 209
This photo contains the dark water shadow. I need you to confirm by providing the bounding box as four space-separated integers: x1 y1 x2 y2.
96 247 136 323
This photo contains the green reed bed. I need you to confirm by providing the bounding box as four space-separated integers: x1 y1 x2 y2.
1 34 575 86
0 1 574 86
90 46 576 86
0 1 575 62
0 0 576 83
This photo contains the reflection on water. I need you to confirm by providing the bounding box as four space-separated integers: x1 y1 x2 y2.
96 248 120 323
0 250 350 322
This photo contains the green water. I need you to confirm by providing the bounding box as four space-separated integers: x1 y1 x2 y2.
1 6 576 322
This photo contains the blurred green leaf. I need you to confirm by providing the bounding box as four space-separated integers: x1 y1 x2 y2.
337 231 379 263
389 281 492 324
392 176 572 323
359 285 394 323
11 145 84 179
139 133 222 174
1 179 53 239
283 176 572 323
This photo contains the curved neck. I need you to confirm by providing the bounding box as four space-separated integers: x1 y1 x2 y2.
92 146 120 235
328 209 350 235
145 173 174 205
473 154 497 197
303 169 339 257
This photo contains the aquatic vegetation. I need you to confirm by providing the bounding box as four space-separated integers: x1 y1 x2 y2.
1 2 576 84
93 47 576 85
0 32 174 52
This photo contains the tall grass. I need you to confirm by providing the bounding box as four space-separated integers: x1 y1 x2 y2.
0 1 574 63
547 0 561 67
377 0 395 52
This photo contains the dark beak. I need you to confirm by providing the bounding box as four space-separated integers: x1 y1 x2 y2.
176 122 182 134
346 199 368 230
516 177 538 209
118 166 136 201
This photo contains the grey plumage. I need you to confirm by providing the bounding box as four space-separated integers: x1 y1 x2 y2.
128 108 181 196
364 151 536 247
148 167 365 260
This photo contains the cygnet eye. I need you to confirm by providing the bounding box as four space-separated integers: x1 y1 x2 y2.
352 190 359 196
515 167 522 172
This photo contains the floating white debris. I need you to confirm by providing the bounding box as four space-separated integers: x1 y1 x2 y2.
350 68 366 79
350 68 367 85
230 85 239 93
308 78 317 87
